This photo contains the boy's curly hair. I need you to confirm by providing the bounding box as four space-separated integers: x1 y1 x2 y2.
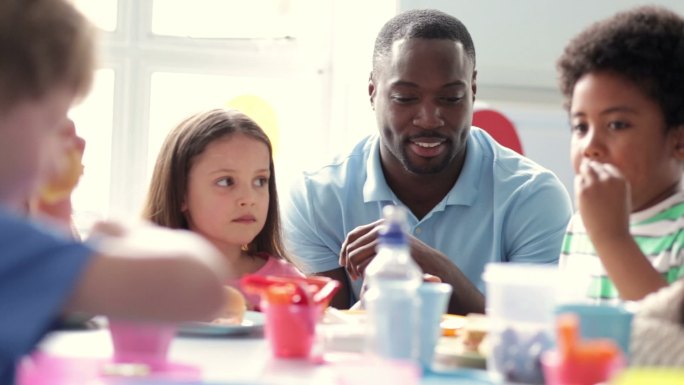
557 6 684 129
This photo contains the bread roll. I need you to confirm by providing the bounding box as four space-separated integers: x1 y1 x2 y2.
39 148 84 203
212 286 247 325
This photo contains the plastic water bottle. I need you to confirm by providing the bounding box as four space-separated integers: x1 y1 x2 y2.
364 205 423 361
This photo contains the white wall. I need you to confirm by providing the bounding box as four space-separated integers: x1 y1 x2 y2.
399 0 684 99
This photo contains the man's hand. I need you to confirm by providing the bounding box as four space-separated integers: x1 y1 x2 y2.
339 218 453 280
339 220 484 314
339 219 385 280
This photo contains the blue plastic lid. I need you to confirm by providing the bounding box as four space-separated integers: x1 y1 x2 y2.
379 205 408 245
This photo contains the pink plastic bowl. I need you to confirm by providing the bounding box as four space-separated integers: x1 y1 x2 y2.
108 319 176 370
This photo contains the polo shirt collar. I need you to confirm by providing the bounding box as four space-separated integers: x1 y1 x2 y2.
362 130 482 207
363 135 395 203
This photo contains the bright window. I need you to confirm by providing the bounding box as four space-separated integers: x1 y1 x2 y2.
148 72 327 191
69 69 115 233
66 0 338 230
151 0 297 38
73 0 117 32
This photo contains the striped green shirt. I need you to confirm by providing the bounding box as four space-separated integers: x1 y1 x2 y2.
559 190 684 302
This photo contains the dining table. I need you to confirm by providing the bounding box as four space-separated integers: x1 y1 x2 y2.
27 318 503 385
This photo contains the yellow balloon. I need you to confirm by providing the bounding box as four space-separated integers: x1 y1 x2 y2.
227 95 279 157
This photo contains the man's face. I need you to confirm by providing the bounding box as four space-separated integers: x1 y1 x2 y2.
0 87 75 207
369 38 476 176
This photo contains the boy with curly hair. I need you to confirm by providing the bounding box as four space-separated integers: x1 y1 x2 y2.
557 5 684 365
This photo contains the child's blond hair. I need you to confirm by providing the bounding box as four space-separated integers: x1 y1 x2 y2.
0 0 96 111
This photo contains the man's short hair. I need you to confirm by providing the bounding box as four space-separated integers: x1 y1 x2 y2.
372 9 476 76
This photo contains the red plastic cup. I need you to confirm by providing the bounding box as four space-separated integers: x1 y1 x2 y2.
541 349 624 385
264 303 317 358
108 319 176 370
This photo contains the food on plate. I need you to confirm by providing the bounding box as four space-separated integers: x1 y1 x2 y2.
39 148 84 203
212 286 247 325
433 314 489 370
440 314 467 337
461 313 488 353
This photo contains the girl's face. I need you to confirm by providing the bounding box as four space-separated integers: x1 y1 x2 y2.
570 71 684 211
183 133 271 251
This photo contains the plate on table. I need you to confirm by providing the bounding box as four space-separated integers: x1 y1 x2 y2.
178 311 265 337
324 309 466 336
424 367 497 384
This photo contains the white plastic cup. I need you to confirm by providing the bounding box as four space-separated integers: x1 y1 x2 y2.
483 263 559 384
417 282 452 369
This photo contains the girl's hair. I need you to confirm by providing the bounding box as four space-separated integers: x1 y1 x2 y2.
142 108 288 260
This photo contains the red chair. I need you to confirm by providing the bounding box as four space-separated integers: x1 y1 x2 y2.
473 109 524 155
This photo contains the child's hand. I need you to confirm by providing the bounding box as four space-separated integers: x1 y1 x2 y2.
88 219 230 279
574 160 631 243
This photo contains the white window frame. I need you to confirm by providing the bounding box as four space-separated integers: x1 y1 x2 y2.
91 0 335 217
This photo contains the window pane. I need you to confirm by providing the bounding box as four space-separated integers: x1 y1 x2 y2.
148 72 326 194
73 0 117 32
151 0 297 38
69 69 115 235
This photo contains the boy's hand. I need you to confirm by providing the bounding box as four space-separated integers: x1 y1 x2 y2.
575 160 631 242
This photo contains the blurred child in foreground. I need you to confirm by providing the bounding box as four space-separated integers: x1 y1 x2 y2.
0 1 231 382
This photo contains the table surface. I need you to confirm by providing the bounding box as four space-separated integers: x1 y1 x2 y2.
33 325 503 385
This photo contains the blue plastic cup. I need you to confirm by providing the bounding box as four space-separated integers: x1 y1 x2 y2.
554 302 635 357
418 282 453 369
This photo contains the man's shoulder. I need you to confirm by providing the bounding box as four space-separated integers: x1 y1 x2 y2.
470 128 563 187
300 134 375 187
467 128 571 212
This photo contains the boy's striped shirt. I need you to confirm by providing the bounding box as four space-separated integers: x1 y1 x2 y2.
559 190 684 303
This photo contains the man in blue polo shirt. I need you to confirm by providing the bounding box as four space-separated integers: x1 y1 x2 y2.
282 9 572 314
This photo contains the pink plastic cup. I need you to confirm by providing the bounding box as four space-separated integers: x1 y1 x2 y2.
264 303 317 358
108 319 176 370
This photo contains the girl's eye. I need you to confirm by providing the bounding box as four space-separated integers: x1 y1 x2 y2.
216 177 234 187
608 120 630 130
254 177 269 187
